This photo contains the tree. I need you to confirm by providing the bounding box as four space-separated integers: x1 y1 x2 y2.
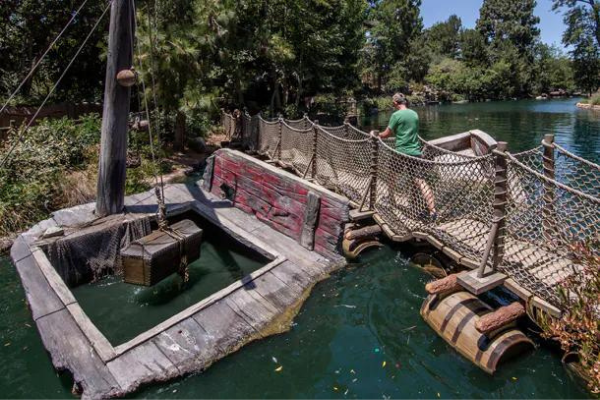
0 0 108 103
425 15 463 59
362 0 424 91
553 0 600 48
553 0 600 94
459 29 489 67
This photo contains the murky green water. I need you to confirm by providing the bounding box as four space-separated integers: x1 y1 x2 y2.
1 99 597 398
72 216 268 345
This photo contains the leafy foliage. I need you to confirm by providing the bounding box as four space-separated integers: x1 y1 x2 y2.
540 240 600 394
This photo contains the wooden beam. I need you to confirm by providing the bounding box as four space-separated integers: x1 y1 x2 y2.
96 0 134 216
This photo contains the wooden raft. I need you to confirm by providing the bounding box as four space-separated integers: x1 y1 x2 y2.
122 219 202 286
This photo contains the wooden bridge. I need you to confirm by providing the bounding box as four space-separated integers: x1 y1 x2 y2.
223 111 600 317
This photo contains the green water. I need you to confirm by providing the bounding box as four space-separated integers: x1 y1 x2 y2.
363 98 600 159
72 217 268 345
0 99 597 398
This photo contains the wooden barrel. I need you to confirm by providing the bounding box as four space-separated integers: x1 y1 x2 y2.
420 291 533 374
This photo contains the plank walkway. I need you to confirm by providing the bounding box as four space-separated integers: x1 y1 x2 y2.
11 182 345 398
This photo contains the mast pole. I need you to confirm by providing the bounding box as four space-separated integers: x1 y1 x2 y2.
96 0 134 216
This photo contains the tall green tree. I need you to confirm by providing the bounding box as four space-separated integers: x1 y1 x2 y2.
553 0 600 94
362 0 424 91
425 15 462 59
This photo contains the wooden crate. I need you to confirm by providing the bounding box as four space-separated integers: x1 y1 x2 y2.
122 219 202 286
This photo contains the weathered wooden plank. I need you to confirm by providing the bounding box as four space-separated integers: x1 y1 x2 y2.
252 270 305 310
66 303 116 362
152 318 220 374
10 235 32 263
270 260 314 290
36 309 121 398
107 341 179 393
300 191 320 250
52 203 95 227
13 254 64 321
193 300 256 354
31 246 76 306
225 288 279 331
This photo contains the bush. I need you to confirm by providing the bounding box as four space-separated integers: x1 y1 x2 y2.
540 240 600 393
589 93 600 106
0 113 167 237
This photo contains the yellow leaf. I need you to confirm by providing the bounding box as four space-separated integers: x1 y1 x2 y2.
382 361 387 368
512 377 518 381
275 366 283 372
333 386 339 391
437 393 441 398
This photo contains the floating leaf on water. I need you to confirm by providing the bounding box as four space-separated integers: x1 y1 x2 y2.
437 392 440 398
275 366 283 372
333 386 339 391
272 356 278 364
350 369 356 374
512 377 518 381
4 342 10 347
352 378 358 383
382 361 387 368
344 389 349 395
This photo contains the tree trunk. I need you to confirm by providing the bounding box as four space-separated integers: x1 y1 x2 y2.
96 0 134 216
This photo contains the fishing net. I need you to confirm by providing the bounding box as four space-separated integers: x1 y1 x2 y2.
46 214 152 287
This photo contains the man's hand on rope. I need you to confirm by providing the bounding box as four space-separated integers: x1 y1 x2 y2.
369 130 379 138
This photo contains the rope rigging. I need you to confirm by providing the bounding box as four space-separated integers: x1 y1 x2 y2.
128 0 189 283
0 0 113 170
0 0 93 116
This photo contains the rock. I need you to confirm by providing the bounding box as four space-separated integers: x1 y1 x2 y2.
41 226 64 239
0 237 14 254
187 137 207 153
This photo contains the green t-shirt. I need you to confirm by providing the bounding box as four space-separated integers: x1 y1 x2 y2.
387 109 421 156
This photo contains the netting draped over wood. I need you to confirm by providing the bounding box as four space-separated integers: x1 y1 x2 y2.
46 214 152 287
222 111 599 308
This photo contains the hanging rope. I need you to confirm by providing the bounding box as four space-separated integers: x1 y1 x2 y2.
0 0 113 170
129 0 188 283
0 0 92 116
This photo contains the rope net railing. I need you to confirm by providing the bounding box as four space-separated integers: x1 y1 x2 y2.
221 111 600 308
501 154 600 305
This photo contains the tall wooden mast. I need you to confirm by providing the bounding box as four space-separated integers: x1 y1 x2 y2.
96 0 134 216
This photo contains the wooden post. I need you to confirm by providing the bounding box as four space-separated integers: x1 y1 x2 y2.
311 120 319 179
491 141 508 272
96 0 134 217
276 114 283 160
369 135 379 209
542 134 556 240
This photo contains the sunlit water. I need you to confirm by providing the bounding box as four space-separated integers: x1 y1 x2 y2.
0 99 597 398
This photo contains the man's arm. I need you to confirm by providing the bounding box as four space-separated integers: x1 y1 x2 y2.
378 127 393 139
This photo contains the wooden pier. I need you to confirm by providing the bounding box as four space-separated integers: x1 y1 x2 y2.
10 150 349 398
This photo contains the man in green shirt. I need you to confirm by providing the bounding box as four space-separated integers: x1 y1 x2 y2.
372 93 437 221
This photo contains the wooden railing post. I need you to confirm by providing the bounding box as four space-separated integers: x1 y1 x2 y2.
476 141 508 278
311 120 319 179
369 135 379 210
542 134 556 240
492 142 508 272
276 114 283 160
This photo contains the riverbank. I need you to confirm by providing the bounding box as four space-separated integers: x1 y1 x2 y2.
577 102 600 111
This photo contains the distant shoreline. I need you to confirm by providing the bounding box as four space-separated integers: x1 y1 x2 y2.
576 102 600 111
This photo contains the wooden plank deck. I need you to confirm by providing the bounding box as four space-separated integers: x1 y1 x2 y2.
10 179 346 398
